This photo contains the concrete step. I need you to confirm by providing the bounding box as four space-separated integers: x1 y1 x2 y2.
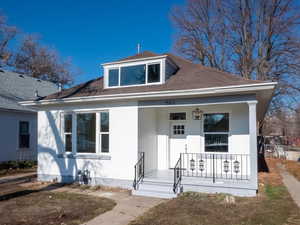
132 181 178 199
132 189 177 199
139 182 173 192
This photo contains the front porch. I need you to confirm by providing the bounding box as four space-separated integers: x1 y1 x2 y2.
133 96 258 198
133 152 256 198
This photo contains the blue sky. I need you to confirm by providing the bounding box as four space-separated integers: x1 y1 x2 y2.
1 0 185 84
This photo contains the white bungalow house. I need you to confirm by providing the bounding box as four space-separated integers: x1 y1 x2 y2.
21 51 276 198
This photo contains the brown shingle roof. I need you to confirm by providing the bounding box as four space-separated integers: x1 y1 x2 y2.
114 51 163 62
43 51 265 100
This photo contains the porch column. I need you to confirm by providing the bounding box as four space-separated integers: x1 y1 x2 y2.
248 101 258 190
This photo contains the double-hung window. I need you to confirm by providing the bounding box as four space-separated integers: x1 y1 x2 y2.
204 113 229 152
62 111 110 154
19 121 30 148
100 112 109 153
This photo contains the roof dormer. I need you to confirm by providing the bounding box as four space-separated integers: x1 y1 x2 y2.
102 51 178 89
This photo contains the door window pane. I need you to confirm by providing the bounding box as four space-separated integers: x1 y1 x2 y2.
148 64 160 83
101 112 109 132
101 134 109 153
77 113 96 153
120 64 145 86
173 125 185 135
108 69 119 87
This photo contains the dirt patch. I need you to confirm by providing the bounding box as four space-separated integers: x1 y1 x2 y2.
129 158 300 225
282 160 300 181
0 179 116 225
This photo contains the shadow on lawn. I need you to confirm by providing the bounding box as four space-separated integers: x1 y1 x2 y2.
0 182 69 201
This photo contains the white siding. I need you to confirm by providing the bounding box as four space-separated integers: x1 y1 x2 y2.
138 108 157 173
37 101 139 182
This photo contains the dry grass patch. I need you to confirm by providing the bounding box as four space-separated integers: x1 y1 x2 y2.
129 159 300 225
282 160 300 181
0 184 116 225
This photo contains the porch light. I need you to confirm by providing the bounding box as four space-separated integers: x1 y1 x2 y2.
233 160 240 173
190 158 195 171
224 160 229 173
199 159 205 171
192 108 203 120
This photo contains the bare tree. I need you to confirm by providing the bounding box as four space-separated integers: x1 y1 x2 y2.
0 12 17 67
171 0 300 110
11 35 74 86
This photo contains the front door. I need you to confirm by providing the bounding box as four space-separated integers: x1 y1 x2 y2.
169 122 187 168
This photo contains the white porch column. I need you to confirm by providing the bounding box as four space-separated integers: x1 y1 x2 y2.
248 101 258 190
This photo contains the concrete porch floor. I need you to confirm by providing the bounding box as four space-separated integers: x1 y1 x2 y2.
144 169 252 187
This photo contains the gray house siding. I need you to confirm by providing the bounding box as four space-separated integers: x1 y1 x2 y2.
0 110 37 162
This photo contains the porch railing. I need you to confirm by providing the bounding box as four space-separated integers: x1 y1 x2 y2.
133 152 145 190
181 153 250 182
173 153 182 194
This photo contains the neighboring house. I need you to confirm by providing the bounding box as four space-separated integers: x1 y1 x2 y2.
21 51 276 198
0 69 58 162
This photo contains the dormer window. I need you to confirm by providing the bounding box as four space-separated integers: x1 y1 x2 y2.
103 53 179 89
148 63 160 83
121 64 146 86
108 68 119 87
107 63 161 87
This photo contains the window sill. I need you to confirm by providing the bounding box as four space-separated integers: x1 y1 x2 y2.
57 153 111 160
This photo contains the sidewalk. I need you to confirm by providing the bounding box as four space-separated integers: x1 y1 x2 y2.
278 164 300 208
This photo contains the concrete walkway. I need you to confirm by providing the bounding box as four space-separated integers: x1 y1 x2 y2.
278 164 300 208
81 192 165 225
53 187 166 225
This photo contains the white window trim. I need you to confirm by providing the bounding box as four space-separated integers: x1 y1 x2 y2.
106 61 162 88
60 110 110 156
202 112 231 153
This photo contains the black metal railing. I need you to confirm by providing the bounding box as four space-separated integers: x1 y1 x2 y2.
181 153 250 182
133 152 145 190
173 154 182 193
